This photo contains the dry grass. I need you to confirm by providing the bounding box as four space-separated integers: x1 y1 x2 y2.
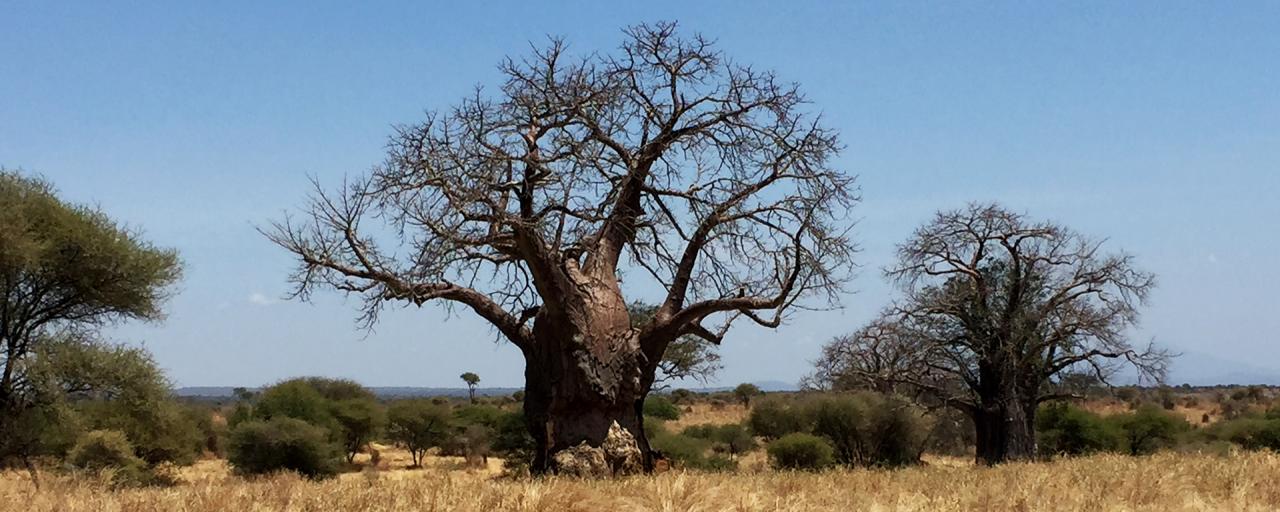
5 452 1280 511
668 402 750 431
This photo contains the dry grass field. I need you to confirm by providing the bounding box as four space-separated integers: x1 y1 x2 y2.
4 451 1280 512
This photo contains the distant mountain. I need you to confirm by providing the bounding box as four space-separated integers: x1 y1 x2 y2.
1165 350 1280 386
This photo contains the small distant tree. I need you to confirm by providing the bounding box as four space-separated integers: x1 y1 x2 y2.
460 373 481 404
386 400 452 467
0 171 181 466
733 383 762 408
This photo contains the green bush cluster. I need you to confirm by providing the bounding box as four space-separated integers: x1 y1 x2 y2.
644 395 682 421
227 417 340 479
1036 402 1191 457
767 433 834 470
747 392 929 468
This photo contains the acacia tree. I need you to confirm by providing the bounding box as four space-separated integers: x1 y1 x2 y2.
0 170 181 465
266 23 856 475
629 302 722 390
460 372 481 403
809 203 1167 465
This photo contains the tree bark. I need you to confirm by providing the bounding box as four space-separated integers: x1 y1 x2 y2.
521 314 655 476
972 395 1037 465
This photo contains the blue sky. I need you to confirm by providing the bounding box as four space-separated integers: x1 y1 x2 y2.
3 2 1278 387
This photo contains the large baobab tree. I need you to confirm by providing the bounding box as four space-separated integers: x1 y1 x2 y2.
266 23 857 475
809 203 1167 465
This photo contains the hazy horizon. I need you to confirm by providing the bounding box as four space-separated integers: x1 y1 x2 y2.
4 2 1277 388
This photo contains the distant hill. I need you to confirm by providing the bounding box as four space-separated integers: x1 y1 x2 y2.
175 386 522 399
174 380 798 399
1166 351 1280 386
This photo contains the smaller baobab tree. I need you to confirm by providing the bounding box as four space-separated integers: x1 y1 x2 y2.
809 203 1169 465
460 372 481 404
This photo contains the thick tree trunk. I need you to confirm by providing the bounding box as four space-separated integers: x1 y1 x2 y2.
521 315 655 476
972 396 1037 465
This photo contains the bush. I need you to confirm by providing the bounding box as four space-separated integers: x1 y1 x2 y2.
650 431 712 468
768 433 834 470
710 424 758 457
492 411 536 471
227 417 339 479
808 393 926 467
748 397 808 439
644 395 681 421
1208 417 1280 451
453 404 505 430
253 380 339 434
1037 402 1122 456
1110 405 1191 455
68 430 143 471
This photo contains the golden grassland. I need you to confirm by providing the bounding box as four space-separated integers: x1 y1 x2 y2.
4 451 1280 512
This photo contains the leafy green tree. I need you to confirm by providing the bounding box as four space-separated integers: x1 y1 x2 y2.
386 400 452 467
460 372 480 404
733 383 762 408
332 398 385 463
0 170 181 464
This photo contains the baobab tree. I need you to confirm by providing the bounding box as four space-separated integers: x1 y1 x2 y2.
265 22 857 475
460 372 481 403
809 203 1168 465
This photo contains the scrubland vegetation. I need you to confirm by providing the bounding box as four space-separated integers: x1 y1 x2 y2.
4 20 1278 511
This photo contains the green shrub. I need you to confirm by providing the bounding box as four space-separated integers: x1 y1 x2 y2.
1037 402 1122 456
651 431 711 467
68 430 143 471
1208 417 1280 450
807 393 926 467
253 380 339 433
453 404 505 429
644 395 681 421
492 411 536 471
75 398 204 466
865 397 928 467
227 417 340 479
1109 405 1191 455
767 432 834 471
748 397 808 439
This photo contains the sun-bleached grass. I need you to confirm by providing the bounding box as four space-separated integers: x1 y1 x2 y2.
4 451 1279 512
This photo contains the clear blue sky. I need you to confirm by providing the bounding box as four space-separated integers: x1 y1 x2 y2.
3 2 1278 387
